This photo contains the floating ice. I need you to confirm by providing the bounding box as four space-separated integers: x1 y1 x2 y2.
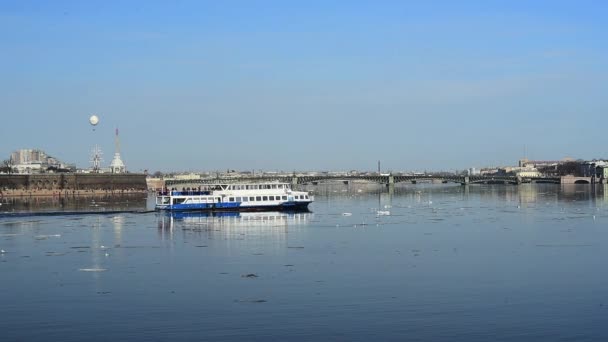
78 268 107 272
342 213 352 216
377 210 390 216
35 234 61 239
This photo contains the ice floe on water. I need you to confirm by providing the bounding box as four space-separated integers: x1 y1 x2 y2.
78 268 107 272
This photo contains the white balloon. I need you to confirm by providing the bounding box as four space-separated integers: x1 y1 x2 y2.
89 115 99 126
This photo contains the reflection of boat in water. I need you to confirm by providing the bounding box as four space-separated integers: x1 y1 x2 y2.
158 210 312 234
165 210 311 225
155 182 313 211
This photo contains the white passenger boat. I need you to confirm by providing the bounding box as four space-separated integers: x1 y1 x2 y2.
155 182 313 211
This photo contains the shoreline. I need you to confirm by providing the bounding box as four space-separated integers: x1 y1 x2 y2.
0 189 149 198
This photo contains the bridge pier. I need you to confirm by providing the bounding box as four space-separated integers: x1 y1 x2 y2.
388 175 394 186
291 176 298 187
461 176 470 186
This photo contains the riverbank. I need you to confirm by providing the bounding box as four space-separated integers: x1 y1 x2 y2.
0 189 148 198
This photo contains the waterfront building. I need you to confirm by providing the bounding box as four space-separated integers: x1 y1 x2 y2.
173 173 201 180
516 168 542 178
8 149 72 174
110 153 125 173
109 128 126 174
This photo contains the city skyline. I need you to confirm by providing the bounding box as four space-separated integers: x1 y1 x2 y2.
2 1 607 171
0 145 594 175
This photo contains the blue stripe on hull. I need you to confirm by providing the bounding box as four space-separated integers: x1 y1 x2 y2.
159 202 311 212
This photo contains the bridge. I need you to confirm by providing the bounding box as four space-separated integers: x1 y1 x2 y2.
164 174 562 187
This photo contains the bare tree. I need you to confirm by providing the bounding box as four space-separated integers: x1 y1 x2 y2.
1 159 14 174
540 161 585 177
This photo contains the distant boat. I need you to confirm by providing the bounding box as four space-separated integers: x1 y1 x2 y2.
156 182 313 212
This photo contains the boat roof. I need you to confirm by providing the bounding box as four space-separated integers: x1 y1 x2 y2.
182 182 291 187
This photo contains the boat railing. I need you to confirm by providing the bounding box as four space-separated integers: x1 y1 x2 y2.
157 191 211 196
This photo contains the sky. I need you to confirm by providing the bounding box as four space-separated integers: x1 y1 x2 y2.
1 1 607 173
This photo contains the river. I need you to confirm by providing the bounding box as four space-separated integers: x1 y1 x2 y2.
1 183 607 341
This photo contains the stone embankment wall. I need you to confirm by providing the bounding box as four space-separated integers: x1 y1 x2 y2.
560 176 596 184
0 174 147 194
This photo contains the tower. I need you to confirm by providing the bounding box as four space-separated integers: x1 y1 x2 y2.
110 127 126 174
90 145 103 173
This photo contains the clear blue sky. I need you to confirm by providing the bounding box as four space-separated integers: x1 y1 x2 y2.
1 1 607 172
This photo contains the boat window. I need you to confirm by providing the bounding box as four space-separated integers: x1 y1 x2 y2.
263 196 268 201
295 196 300 200
269 196 274 201
242 197 248 202
173 198 186 205
272 185 277 189
305 195 309 199
249 196 255 201
282 196 287 200
256 196 262 201
229 197 234 202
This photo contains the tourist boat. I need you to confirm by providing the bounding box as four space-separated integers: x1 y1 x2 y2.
155 182 313 211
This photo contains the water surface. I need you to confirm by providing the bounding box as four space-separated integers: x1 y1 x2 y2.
1 184 608 341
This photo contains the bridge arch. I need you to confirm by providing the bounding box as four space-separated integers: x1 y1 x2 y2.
574 179 590 184
394 177 461 185
469 179 519 185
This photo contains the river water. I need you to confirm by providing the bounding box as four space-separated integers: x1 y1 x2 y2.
1 183 608 341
